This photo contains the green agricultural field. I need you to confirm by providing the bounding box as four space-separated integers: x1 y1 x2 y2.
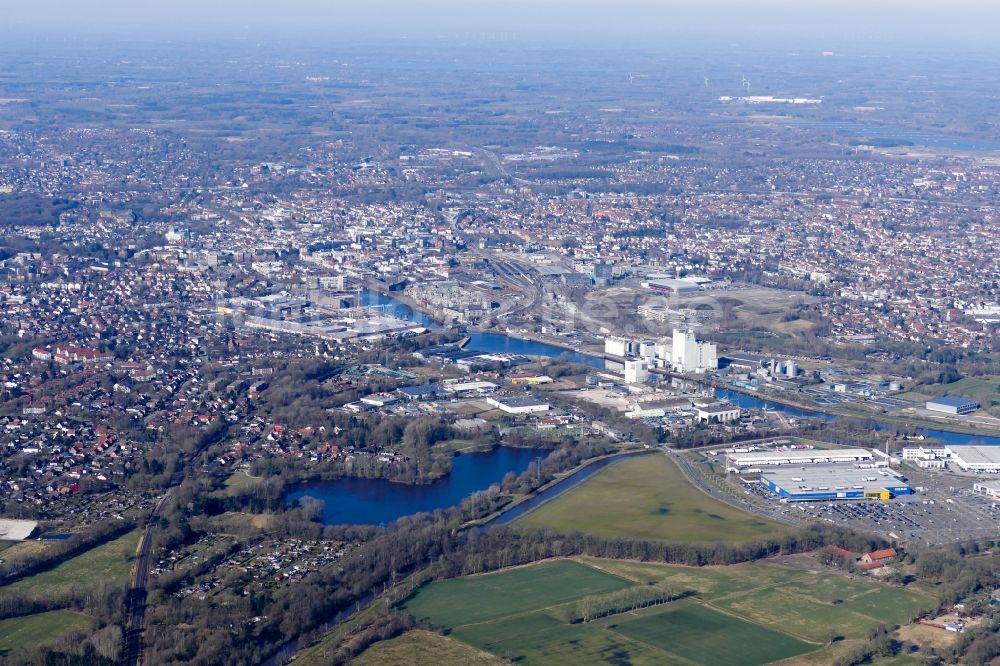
707 571 934 643
710 584 887 643
517 455 785 542
839 586 935 626
395 557 936 665
401 560 632 628
591 558 934 642
0 609 92 656
582 558 809 600
452 611 684 666
400 558 837 665
612 600 813 665
1 530 140 600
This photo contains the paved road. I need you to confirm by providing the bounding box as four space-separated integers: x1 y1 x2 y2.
664 448 801 528
474 147 537 187
123 490 172 666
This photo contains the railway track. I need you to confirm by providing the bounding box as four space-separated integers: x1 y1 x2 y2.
122 490 172 666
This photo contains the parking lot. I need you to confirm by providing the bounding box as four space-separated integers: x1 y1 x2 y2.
722 464 999 546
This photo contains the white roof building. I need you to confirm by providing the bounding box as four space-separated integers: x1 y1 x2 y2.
947 446 1000 473
486 396 550 414
726 447 874 469
442 381 498 394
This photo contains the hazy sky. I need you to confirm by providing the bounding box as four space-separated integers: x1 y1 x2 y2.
6 0 1000 47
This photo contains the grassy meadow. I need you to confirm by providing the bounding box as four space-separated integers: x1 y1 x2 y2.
517 455 785 542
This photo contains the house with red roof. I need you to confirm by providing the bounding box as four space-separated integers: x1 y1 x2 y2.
860 547 897 569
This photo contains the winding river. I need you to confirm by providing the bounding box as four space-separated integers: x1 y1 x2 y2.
287 291 998 527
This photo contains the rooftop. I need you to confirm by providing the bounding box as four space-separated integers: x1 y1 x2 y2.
727 447 873 462
762 465 910 494
495 396 549 408
927 395 979 408
948 445 1000 466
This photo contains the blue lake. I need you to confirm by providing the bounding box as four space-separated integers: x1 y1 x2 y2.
290 291 997 526
286 446 545 526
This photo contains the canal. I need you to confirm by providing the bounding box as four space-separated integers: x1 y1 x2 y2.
288 291 998 527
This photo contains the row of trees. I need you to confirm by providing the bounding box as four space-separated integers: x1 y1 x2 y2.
7 623 122 666
566 585 683 624
132 414 1000 666
907 541 1000 611
259 520 887 663
831 624 899 666
0 581 126 624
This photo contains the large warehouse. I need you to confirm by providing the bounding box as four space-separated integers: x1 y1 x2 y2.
726 447 873 470
948 446 1000 473
925 395 980 415
761 466 913 502
486 395 551 414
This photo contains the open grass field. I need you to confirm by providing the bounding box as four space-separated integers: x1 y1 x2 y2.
0 609 91 656
401 560 632 628
900 375 1000 411
223 469 264 493
517 455 785 542
612 601 813 665
396 557 937 665
895 623 960 652
589 558 935 643
353 629 505 665
1 530 140 600
0 539 51 561
929 376 1000 397
451 611 685 666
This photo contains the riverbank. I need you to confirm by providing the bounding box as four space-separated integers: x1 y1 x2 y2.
709 378 1000 440
367 283 606 362
467 447 655 530
467 325 604 361
368 287 998 442
364 280 445 327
